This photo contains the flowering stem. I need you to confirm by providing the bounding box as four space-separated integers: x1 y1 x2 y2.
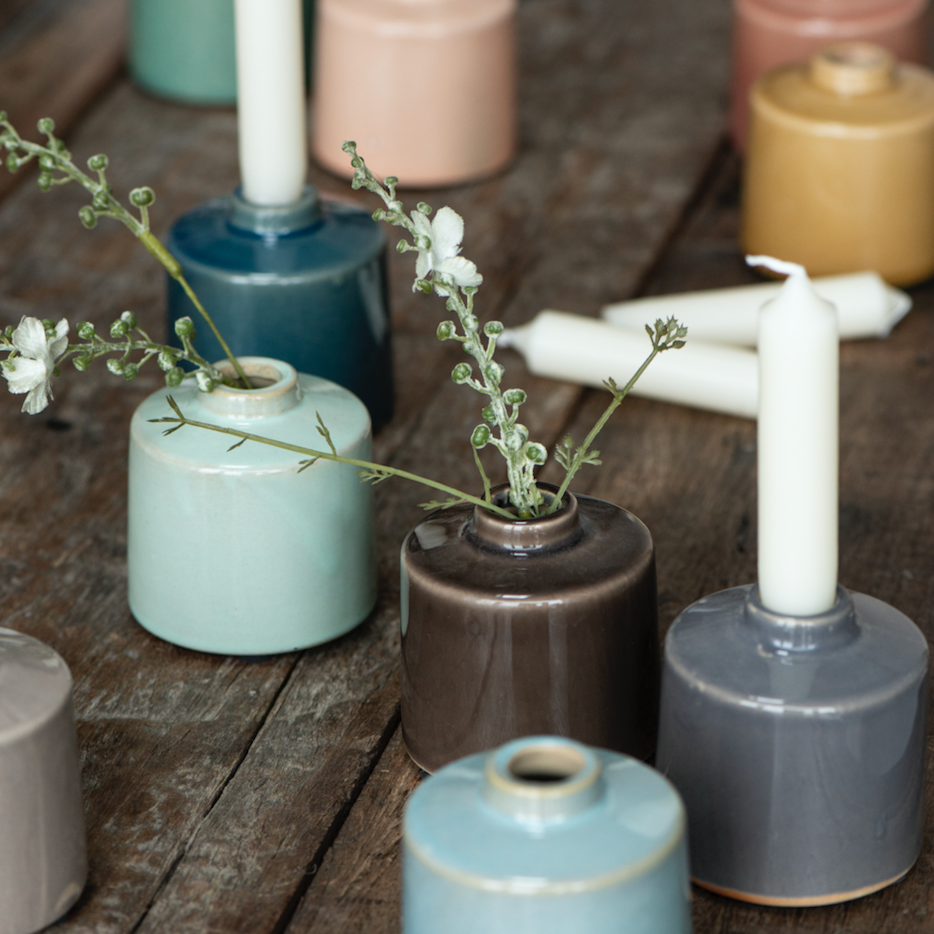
0 114 252 389
153 401 517 520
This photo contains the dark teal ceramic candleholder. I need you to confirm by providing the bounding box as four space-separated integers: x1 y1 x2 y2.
167 187 394 428
656 584 927 906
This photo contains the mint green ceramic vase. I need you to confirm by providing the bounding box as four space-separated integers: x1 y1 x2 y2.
127 358 376 655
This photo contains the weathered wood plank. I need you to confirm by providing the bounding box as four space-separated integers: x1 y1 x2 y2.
0 0 125 201
284 728 420 934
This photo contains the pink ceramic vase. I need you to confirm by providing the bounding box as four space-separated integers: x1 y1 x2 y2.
312 0 516 187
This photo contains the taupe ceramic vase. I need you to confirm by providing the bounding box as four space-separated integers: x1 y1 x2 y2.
400 485 659 774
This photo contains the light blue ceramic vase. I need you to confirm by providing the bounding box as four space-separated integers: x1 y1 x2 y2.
403 736 693 934
127 358 377 655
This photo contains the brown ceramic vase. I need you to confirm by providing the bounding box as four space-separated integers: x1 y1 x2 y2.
400 484 659 774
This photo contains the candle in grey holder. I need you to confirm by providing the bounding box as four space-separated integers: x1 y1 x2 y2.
0 628 87 933
656 583 927 905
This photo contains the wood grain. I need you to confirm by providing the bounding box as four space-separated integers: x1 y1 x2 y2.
2 0 932 931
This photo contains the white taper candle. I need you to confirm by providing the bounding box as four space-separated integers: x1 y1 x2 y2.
601 271 910 345
235 0 307 205
499 311 759 419
752 255 839 616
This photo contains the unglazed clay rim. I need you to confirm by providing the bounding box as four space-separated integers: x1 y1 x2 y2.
197 357 301 417
694 862 914 907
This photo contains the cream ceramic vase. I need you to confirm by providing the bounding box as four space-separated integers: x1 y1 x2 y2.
128 358 377 655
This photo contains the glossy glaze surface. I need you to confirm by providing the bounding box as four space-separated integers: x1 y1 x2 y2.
0 629 86 934
313 0 516 186
656 584 928 905
400 487 659 773
742 43 934 285
128 358 377 655
167 188 394 428
403 736 692 933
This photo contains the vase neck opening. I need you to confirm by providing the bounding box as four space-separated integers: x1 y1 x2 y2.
466 483 583 553
197 357 302 418
482 737 605 823
809 42 896 97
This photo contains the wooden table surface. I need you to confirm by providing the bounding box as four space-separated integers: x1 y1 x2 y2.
1 0 933 931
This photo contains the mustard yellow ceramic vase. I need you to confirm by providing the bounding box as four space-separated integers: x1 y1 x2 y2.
742 42 934 286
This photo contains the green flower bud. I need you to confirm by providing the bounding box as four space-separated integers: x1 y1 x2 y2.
36 173 52 191
91 189 110 210
129 186 155 207
415 279 432 294
451 363 472 384
525 442 547 465
481 405 496 426
342 140 357 153
41 319 55 333
417 202 432 215
165 367 184 387
504 424 529 452
36 117 54 135
87 154 108 172
504 388 526 406
120 310 137 330
106 358 124 376
463 314 479 332
158 351 176 372
488 362 505 385
76 321 95 340
38 154 54 170
5 153 19 173
471 424 491 449
78 206 97 229
195 371 215 393
109 320 128 339
122 363 139 381
72 355 90 372
174 316 195 338
436 321 457 341
384 176 399 187
484 320 505 337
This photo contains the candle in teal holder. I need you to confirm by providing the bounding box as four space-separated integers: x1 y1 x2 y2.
166 0 393 427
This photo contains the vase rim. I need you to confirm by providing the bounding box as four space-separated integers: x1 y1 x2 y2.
466 482 582 553
198 357 302 417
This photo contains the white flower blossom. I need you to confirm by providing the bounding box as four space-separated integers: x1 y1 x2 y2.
2 316 69 414
411 206 483 294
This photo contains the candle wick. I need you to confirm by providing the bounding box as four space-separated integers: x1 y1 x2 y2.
746 254 806 279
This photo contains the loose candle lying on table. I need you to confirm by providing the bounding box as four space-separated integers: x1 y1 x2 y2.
235 0 307 205
753 255 839 616
498 311 758 419
601 271 909 345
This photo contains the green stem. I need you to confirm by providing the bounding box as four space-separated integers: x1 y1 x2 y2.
138 232 251 389
153 410 517 520
548 341 663 512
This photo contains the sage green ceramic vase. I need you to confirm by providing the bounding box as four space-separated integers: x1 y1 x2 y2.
128 358 376 655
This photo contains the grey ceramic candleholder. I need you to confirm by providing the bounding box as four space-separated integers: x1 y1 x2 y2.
656 584 927 906
0 628 87 933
